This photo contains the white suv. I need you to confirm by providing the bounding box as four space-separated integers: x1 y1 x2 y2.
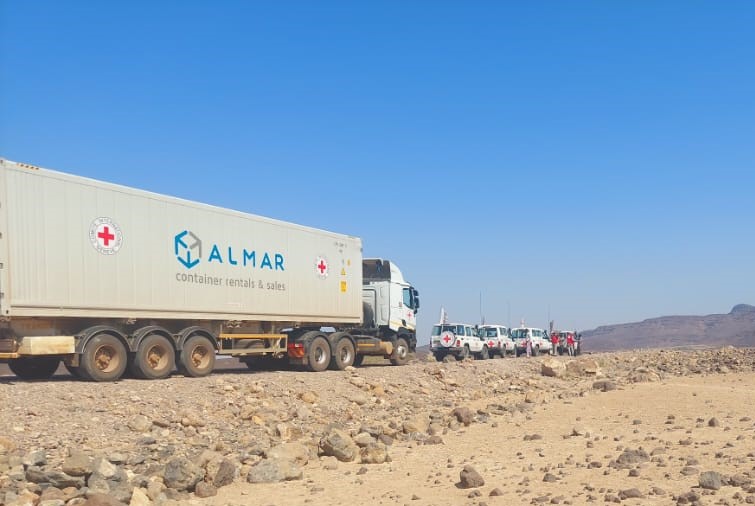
430 323 488 361
478 325 515 357
510 327 552 356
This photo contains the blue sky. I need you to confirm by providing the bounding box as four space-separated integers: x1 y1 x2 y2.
2 1 754 342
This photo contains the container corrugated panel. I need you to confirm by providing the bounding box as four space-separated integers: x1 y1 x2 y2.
0 159 362 323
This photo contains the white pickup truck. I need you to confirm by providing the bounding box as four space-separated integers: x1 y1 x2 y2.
478 325 515 357
510 327 552 357
430 323 490 361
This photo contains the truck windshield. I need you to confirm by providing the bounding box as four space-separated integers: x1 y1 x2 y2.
481 328 498 337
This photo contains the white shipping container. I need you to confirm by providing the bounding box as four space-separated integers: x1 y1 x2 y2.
0 159 363 324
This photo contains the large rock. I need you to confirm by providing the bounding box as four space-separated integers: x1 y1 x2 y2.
699 471 724 490
459 465 485 488
163 457 205 492
246 459 302 483
319 428 359 462
540 357 566 378
265 443 310 466
452 407 473 426
402 414 429 434
62 449 92 477
212 459 237 488
614 449 650 469
360 443 389 464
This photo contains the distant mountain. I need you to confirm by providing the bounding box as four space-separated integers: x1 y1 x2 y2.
582 304 755 351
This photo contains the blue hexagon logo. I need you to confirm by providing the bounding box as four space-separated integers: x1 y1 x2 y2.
175 230 202 269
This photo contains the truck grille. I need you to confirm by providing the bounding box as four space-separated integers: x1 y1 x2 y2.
0 338 17 353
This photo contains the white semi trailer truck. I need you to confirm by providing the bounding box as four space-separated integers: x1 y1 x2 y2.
0 158 419 381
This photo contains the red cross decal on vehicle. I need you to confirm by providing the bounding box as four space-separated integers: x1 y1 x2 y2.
98 226 115 246
488 340 494 347
442 335 452 344
317 259 327 274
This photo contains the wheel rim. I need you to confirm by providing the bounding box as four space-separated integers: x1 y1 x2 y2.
314 343 327 364
94 344 122 373
340 346 352 363
397 344 407 359
190 344 211 368
146 344 169 370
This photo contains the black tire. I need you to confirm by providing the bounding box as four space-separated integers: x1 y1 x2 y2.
306 336 331 372
456 345 470 361
8 357 59 380
390 337 410 366
131 334 175 380
353 354 365 367
80 333 128 382
329 338 356 370
178 335 216 377
477 345 489 360
533 346 540 357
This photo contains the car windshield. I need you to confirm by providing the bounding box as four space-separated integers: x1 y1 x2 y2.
511 328 528 339
481 328 498 338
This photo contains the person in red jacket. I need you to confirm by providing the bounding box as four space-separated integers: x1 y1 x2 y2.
566 333 576 356
550 332 559 355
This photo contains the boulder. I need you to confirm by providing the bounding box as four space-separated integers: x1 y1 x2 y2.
319 428 359 462
163 457 205 492
459 465 484 489
540 357 566 378
246 459 302 483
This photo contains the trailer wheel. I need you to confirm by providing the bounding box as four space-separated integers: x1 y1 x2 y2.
353 354 364 367
8 357 59 380
329 338 355 370
178 335 216 378
306 336 330 372
390 337 410 366
131 334 175 380
80 333 127 382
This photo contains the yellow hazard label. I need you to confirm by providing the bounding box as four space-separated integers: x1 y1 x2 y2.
341 268 346 276
340 281 348 292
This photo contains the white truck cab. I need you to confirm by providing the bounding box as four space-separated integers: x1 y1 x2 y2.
510 327 552 356
430 323 490 361
479 325 514 357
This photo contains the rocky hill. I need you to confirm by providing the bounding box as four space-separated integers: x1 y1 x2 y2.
582 304 755 351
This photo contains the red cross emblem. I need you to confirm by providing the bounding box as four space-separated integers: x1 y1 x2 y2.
442 335 451 343
488 340 495 347
90 217 122 255
97 226 116 246
315 256 328 277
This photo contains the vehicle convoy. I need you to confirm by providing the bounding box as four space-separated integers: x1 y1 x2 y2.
510 326 551 356
478 324 514 357
0 158 419 381
430 323 490 361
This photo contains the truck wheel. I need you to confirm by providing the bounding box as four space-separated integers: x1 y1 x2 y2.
329 338 356 370
390 337 410 366
306 336 330 372
457 345 470 361
80 333 127 382
353 354 364 367
178 335 216 377
8 357 59 380
533 346 540 357
131 334 175 380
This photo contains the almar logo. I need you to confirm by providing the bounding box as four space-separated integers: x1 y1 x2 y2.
175 230 202 269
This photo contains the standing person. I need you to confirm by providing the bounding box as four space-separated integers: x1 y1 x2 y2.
525 333 532 358
550 332 559 355
567 333 575 357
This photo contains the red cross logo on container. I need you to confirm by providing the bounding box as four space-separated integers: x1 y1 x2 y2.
315 256 328 278
89 217 123 255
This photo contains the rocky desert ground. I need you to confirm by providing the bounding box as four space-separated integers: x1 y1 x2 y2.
1 347 755 506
